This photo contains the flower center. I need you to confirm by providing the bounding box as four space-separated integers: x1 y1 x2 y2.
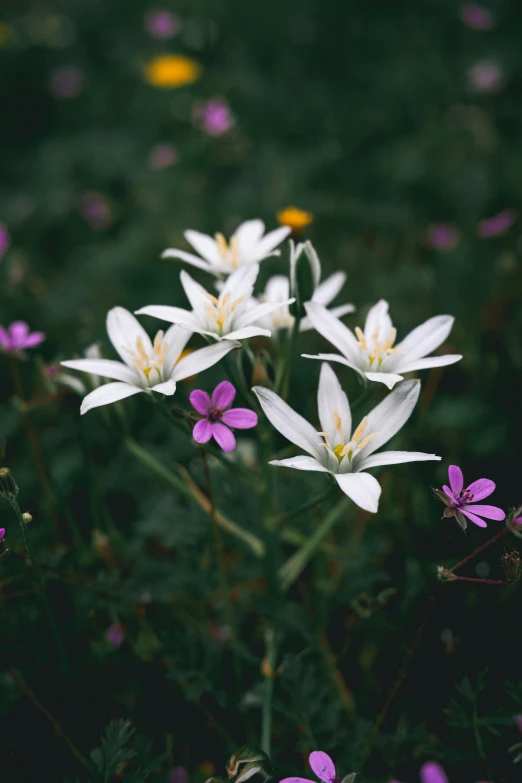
354 325 404 367
215 232 241 269
130 331 168 385
319 413 377 464
203 291 245 333
209 408 222 422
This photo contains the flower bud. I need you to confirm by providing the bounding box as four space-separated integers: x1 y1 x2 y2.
289 240 321 318
22 512 32 524
226 746 272 783
502 550 521 582
0 467 18 499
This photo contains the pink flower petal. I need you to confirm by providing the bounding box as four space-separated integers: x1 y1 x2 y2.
465 478 495 501
464 503 505 520
309 752 336 783
211 421 236 452
280 779 316 783
190 389 211 415
211 380 236 410
0 325 11 350
460 508 488 528
419 762 449 783
442 485 454 499
221 408 258 429
9 321 29 348
448 465 463 496
21 331 45 349
193 419 213 444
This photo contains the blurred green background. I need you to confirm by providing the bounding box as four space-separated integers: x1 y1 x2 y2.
1 1 522 781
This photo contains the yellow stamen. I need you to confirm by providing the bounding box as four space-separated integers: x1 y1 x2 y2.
203 291 220 306
352 417 369 444
215 233 229 260
135 337 148 363
230 296 245 312
357 433 376 451
355 327 367 350
332 410 342 432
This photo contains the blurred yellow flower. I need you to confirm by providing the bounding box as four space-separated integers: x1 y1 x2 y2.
145 54 202 88
277 206 314 232
0 23 13 47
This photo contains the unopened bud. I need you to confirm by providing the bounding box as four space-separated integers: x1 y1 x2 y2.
0 467 18 499
289 240 321 318
502 550 522 582
21 512 32 524
226 746 272 782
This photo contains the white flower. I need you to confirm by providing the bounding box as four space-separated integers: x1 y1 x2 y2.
253 364 440 513
61 307 237 414
303 299 462 390
162 219 291 277
136 265 294 342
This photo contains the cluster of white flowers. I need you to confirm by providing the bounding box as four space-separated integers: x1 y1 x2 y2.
63 219 462 513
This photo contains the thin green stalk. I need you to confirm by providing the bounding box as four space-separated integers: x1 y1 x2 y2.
273 484 336 528
261 627 276 756
275 315 301 398
278 496 351 593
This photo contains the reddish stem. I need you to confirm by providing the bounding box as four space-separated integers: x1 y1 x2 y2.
446 525 511 575
450 575 509 586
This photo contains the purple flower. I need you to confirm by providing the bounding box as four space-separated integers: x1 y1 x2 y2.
0 528 5 540
476 208 518 237
280 751 354 783
190 381 258 452
0 223 10 259
49 66 85 99
390 761 489 783
79 191 112 231
0 322 45 354
468 60 504 93
105 623 125 648
193 99 234 136
515 714 522 733
148 143 178 170
426 223 460 251
169 767 189 783
145 9 180 39
459 4 495 30
436 464 505 530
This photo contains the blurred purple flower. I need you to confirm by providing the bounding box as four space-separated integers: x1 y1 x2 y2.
193 99 234 136
0 223 10 259
426 223 460 251
0 528 5 540
170 767 189 783
105 623 125 648
390 761 489 783
190 381 258 452
436 464 505 530
469 60 504 93
148 143 178 170
476 208 518 237
79 191 112 231
515 714 522 733
145 9 180 39
49 66 85 99
459 4 495 30
0 322 45 354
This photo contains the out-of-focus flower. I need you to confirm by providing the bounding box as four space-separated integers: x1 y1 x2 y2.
277 206 314 233
255 367 439 514
391 760 489 783
0 322 45 354
61 308 237 415
49 66 85 98
468 60 504 93
145 9 180 39
515 715 522 733
105 623 125 648
148 143 177 169
193 98 234 136
144 54 201 88
0 22 13 47
162 219 291 276
459 4 495 30
304 299 461 390
0 223 10 259
79 192 112 231
169 767 189 783
137 266 294 343
0 528 5 540
190 380 258 452
280 750 354 783
476 208 518 237
426 223 460 251
435 464 505 530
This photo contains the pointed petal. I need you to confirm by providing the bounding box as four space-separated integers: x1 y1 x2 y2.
233 219 265 249
334 472 381 513
313 272 346 306
150 379 177 396
161 247 215 274
269 456 330 472
249 226 291 263
107 307 153 366
224 326 272 340
80 382 144 415
364 300 391 340
184 229 221 265
212 380 236 409
397 354 462 374
463 504 505 521
364 371 404 389
162 324 193 377
302 352 367 381
309 752 336 783
223 263 259 300
318 363 351 446
180 270 209 316
395 315 455 362
212 422 236 451
221 408 258 429
173 340 237 381
253 385 323 459
190 389 211 414
459 508 488 528
304 302 360 362
135 305 207 334
235 298 295 329
358 451 440 470
193 419 213 443
420 762 449 783
300 304 354 333
362 379 421 457
465 478 495 501
61 358 138 384
448 465 464 496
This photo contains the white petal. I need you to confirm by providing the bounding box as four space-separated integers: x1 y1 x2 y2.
233 219 265 251
317 363 351 446
363 300 391 340
224 326 272 340
161 248 215 274
358 450 441 470
334 472 381 513
312 271 346 306
252 385 323 459
269 456 330 472
184 229 221 265
264 275 290 302
223 264 259 300
80 382 144 415
106 307 153 366
162 324 193 378
328 303 356 319
61 358 138 385
302 352 367 381
249 226 291 263
396 354 462 374
304 302 360 362
394 315 455 362
364 371 404 389
135 305 207 334
150 379 177 395
173 340 238 381
180 270 209 316
362 379 421 458
235 298 295 329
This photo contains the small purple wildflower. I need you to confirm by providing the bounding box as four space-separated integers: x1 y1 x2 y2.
190 381 258 452
105 623 125 648
169 767 189 783
459 4 495 30
476 208 518 238
426 223 460 251
145 9 180 39
0 223 10 259
193 99 234 136
469 60 504 93
148 143 178 170
280 751 353 783
79 191 112 231
49 66 85 99
0 528 5 540
0 322 45 354
390 760 489 783
435 464 505 530
515 714 522 733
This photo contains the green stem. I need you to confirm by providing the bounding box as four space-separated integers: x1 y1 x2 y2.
275 315 301 398
124 437 264 556
260 626 276 756
273 484 336 528
278 495 351 593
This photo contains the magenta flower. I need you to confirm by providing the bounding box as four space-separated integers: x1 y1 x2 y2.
0 528 5 540
280 751 354 783
145 9 180 39
79 191 112 231
515 714 522 733
169 767 189 783
436 464 505 530
0 322 45 354
468 60 504 94
49 66 85 99
476 208 517 238
390 761 489 783
105 623 125 648
148 143 178 170
190 381 258 452
426 223 460 251
459 4 495 30
193 99 234 136
0 223 10 259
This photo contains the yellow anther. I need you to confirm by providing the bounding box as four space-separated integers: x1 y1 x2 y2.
215 232 228 259
383 328 397 352
230 236 240 268
332 410 342 432
153 331 165 355
352 416 369 444
230 296 245 312
203 291 220 306
205 302 216 322
355 327 367 350
357 433 376 451
135 337 148 363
